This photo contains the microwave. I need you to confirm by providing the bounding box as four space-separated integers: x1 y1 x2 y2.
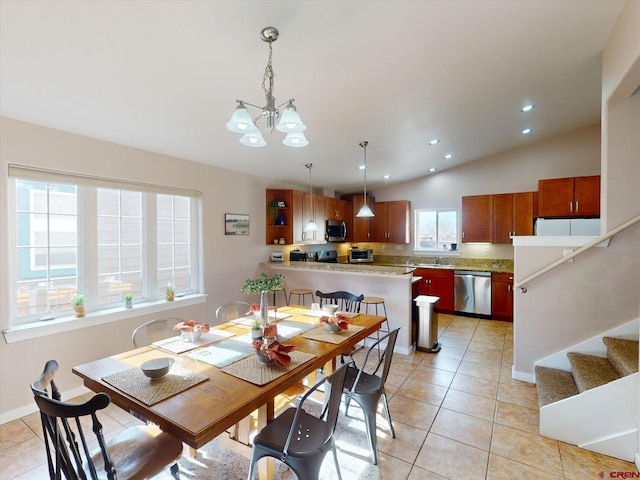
349 248 373 263
325 220 347 242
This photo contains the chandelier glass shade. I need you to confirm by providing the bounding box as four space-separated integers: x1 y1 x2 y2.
226 27 308 148
356 141 375 218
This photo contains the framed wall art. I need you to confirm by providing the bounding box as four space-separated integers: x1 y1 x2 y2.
225 213 250 235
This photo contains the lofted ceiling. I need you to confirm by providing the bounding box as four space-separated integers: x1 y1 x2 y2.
0 1 624 194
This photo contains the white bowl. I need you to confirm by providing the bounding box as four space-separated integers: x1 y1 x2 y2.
322 304 339 316
140 357 174 379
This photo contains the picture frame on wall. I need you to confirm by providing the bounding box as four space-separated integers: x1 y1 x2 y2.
225 213 250 235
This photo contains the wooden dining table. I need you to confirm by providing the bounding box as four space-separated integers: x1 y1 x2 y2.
73 305 385 476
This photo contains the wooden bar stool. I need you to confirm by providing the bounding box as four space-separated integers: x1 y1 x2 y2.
271 287 288 306
288 288 315 306
361 297 391 359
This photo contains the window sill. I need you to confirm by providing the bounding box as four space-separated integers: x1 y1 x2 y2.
2 294 208 344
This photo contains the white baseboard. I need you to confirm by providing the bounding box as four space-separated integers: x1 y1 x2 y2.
512 365 535 383
0 386 90 425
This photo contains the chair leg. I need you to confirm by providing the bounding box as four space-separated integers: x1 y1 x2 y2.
363 409 379 465
331 442 343 480
170 462 180 479
381 392 396 439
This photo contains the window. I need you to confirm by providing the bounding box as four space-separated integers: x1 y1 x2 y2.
414 209 458 251
10 166 201 326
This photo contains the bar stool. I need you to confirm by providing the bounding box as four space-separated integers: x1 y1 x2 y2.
271 287 288 307
288 288 315 306
361 296 391 359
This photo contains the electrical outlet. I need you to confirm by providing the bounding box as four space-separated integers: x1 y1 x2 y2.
484 245 490 252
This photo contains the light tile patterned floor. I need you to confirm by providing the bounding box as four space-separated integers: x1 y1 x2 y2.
1 314 638 479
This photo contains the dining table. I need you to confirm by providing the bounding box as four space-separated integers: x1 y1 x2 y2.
72 305 386 478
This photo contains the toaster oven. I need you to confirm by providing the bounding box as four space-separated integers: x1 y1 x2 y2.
349 248 373 263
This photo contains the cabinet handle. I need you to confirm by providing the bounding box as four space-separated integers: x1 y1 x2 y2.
569 201 573 213
575 201 579 213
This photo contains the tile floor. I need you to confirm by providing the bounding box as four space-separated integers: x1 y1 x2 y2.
1 314 638 479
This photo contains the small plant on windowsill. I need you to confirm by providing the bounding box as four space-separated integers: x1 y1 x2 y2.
165 283 175 301
123 293 133 309
70 294 85 318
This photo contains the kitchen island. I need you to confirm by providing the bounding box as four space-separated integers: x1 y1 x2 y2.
265 261 417 354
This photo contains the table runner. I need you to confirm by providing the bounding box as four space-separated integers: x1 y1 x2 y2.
301 325 366 344
152 329 234 353
221 350 316 386
102 367 208 405
186 335 255 368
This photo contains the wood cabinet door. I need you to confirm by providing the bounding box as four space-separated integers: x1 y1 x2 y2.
574 175 600 216
513 192 534 236
538 177 574 217
348 194 373 242
292 190 305 243
427 269 454 312
462 195 493 242
313 195 326 242
492 194 513 244
370 202 388 242
491 273 513 320
386 200 411 243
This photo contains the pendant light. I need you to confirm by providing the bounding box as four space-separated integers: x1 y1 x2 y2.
356 141 375 217
304 163 318 232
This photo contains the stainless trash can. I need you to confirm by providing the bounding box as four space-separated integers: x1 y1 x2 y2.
414 295 441 353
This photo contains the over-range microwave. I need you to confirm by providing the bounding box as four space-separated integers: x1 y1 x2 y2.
349 248 373 263
325 220 347 242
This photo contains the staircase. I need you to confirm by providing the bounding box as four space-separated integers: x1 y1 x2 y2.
535 335 639 462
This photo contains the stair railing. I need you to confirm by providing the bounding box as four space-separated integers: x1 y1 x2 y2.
515 213 640 293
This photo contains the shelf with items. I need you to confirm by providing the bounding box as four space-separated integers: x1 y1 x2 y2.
266 189 294 245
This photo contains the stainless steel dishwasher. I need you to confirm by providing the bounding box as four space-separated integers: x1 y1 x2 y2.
454 270 492 316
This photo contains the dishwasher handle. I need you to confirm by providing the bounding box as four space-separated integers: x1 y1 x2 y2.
454 270 491 277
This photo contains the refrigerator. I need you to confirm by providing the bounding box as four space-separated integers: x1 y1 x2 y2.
535 218 600 236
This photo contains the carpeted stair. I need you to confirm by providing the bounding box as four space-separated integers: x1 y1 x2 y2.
535 336 639 407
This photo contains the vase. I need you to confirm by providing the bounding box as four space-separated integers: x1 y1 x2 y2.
259 291 269 328
277 211 286 226
166 291 175 301
125 299 133 309
251 328 263 340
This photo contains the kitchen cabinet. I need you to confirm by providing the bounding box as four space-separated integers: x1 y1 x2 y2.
414 268 454 313
292 191 326 243
492 192 535 243
342 194 375 242
325 197 353 242
537 175 600 218
491 272 513 321
266 189 294 245
370 200 411 243
461 195 493 243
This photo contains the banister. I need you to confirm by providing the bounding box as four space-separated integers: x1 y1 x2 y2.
515 214 640 292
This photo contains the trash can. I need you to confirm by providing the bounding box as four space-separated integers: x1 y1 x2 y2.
414 295 441 353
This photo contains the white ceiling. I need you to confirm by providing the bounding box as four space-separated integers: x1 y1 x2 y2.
0 1 624 194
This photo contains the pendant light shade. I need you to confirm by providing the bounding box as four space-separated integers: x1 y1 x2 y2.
225 102 257 133
356 141 375 218
304 163 317 232
282 131 309 147
239 130 266 147
276 102 307 133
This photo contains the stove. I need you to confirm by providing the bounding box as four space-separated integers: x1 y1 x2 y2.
315 250 338 263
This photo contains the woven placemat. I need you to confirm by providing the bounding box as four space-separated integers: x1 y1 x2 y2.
153 329 234 354
102 367 208 405
221 350 316 386
301 325 365 344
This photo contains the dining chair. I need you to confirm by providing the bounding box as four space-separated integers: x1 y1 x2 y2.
31 360 183 480
315 290 364 313
131 316 183 348
247 362 350 480
215 300 251 323
342 328 400 465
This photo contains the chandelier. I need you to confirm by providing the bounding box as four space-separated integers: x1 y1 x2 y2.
356 141 375 217
226 27 308 148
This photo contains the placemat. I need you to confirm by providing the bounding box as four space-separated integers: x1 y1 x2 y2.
152 329 234 353
301 325 366 344
221 350 316 386
102 367 208 406
276 320 317 341
303 310 360 319
186 335 255 368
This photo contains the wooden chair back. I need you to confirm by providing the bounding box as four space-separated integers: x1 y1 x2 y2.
315 290 364 313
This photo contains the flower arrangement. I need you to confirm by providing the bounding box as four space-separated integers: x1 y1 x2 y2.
241 272 285 294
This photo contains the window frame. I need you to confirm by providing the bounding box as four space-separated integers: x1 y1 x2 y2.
414 208 459 252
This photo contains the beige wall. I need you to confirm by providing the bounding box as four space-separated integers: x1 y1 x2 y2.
0 117 293 418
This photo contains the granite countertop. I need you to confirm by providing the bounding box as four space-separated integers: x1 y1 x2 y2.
265 261 416 275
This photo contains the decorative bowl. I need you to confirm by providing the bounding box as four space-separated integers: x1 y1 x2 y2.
322 304 339 316
255 350 275 364
324 322 342 333
181 330 202 342
140 357 174 379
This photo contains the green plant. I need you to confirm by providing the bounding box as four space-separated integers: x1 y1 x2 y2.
123 293 133 301
250 317 262 330
269 201 279 225
70 294 84 306
165 283 175 294
241 272 285 295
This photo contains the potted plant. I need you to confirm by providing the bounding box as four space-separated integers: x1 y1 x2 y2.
123 293 133 309
70 294 85 318
241 272 285 327
250 317 263 340
165 283 175 301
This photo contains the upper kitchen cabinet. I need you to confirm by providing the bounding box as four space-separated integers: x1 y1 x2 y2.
342 194 375 242
461 195 493 243
370 200 411 243
492 192 535 243
537 175 601 218
325 197 353 242
292 191 327 244
266 189 294 245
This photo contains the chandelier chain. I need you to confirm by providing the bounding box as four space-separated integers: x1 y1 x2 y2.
262 41 275 101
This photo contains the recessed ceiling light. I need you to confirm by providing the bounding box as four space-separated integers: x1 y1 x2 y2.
358 164 366 170
429 167 437 173
521 104 535 113
444 153 453 159
429 138 440 146
383 174 391 179
521 128 532 135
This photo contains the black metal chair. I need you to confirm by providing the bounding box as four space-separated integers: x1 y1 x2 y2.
315 290 364 313
31 360 183 480
131 316 183 348
247 362 350 480
215 300 251 323
343 328 400 465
